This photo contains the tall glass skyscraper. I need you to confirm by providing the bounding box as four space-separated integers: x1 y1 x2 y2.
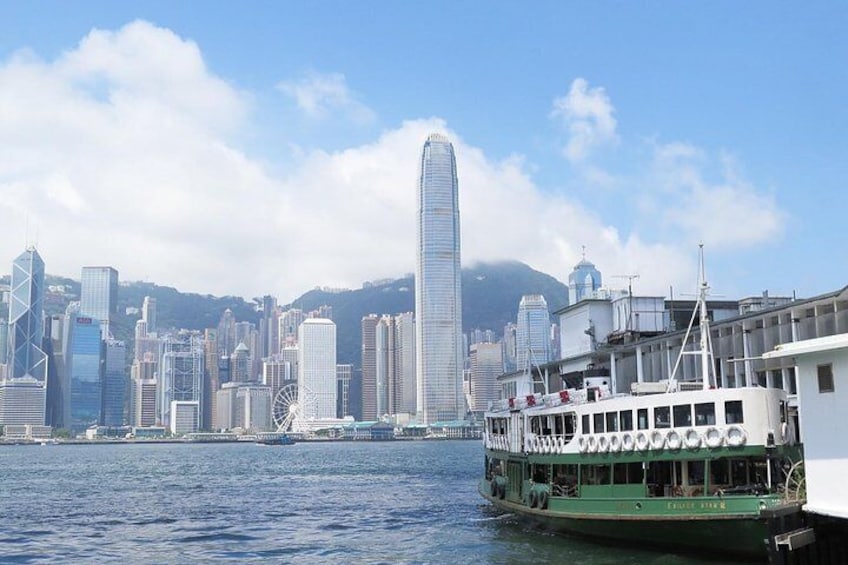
515 294 552 372
65 312 103 432
80 266 118 338
7 247 48 383
415 134 464 424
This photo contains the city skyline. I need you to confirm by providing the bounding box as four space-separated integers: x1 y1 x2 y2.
0 5 844 304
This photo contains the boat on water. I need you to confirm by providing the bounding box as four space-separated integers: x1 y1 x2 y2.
255 433 296 446
479 248 804 558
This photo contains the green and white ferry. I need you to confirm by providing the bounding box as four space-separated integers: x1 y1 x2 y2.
479 254 803 558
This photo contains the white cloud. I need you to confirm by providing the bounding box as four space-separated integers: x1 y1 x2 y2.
551 78 618 162
649 142 785 248
277 71 375 124
0 22 773 305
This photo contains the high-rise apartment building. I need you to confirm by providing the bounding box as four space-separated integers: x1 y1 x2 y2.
360 315 379 420
298 318 337 420
516 294 552 372
80 266 118 338
469 342 503 412
415 134 464 424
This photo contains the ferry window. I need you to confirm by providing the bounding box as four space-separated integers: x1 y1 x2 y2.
620 410 633 431
637 408 649 430
531 417 541 435
673 404 692 427
582 414 590 434
686 461 705 486
554 414 564 436
581 464 610 485
694 403 716 426
593 413 605 434
565 414 576 438
725 401 744 424
654 406 671 428
614 462 644 485
818 364 835 393
605 412 619 432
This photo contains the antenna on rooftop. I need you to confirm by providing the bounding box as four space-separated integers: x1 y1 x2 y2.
612 274 640 331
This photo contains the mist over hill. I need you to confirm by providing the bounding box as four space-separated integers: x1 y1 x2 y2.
7 261 568 368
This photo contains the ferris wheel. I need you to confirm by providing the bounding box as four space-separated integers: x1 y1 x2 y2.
273 383 317 433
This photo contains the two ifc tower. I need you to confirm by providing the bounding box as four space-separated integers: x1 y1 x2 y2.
415 133 464 425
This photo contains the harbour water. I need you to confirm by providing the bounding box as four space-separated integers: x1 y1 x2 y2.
0 440 749 563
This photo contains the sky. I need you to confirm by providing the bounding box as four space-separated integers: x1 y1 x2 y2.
0 2 845 305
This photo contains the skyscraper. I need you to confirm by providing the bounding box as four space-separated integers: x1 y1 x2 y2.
102 339 127 426
568 253 602 304
64 311 102 432
515 294 552 372
80 266 118 338
142 296 157 334
415 134 464 424
298 318 336 420
360 314 379 421
469 342 503 413
0 247 48 426
159 334 204 428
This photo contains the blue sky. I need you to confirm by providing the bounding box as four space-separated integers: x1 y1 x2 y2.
0 2 845 302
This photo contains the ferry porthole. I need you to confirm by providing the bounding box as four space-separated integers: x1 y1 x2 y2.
684 428 701 449
649 430 665 450
666 430 682 451
609 434 621 453
704 427 723 448
635 432 649 451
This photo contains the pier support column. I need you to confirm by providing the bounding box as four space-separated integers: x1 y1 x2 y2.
636 346 644 384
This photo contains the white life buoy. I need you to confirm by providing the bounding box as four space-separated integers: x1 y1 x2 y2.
726 425 747 447
545 436 553 453
635 431 649 451
609 434 622 453
704 427 723 448
597 435 610 453
621 432 635 452
666 430 682 451
684 428 702 449
578 436 588 453
587 435 598 453
557 437 566 454
650 430 665 450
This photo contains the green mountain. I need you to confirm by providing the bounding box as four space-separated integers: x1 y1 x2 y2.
4 261 567 368
287 260 568 366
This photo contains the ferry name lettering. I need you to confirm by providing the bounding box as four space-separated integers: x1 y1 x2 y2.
666 502 695 510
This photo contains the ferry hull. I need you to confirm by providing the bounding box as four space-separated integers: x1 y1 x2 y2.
479 482 769 558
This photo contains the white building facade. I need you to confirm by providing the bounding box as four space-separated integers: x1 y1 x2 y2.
298 318 337 420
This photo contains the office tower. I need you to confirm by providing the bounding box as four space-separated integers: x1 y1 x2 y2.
469 342 504 412
263 355 296 403
230 342 251 383
375 315 395 416
394 312 416 415
142 296 157 334
169 400 200 435
217 309 237 356
502 322 517 373
80 266 118 338
568 253 601 304
336 364 352 419
415 134 464 424
102 339 126 426
64 312 103 432
516 294 552 372
259 295 278 359
298 318 337 420
203 329 219 432
360 314 378 420
159 334 204 428
237 385 271 432
0 321 7 365
43 316 64 427
0 379 47 425
132 368 157 427
134 320 159 362
6 248 48 385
